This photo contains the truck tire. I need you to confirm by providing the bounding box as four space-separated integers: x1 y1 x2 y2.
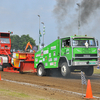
84 66 93 76
37 64 46 76
61 62 70 77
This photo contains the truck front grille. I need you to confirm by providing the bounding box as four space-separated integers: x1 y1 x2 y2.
74 58 97 60
75 54 97 57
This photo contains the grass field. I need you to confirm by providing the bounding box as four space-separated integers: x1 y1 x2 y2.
94 67 100 74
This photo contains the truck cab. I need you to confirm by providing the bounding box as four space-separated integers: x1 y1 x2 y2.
60 35 98 77
0 32 12 71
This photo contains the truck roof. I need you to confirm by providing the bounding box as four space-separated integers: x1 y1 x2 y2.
0 32 11 34
61 35 95 39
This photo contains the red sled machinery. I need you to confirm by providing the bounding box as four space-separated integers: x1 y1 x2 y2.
0 32 37 73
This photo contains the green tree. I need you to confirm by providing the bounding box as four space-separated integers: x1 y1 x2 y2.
11 35 20 51
11 34 36 51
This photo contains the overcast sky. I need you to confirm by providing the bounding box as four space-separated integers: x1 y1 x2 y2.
0 0 100 48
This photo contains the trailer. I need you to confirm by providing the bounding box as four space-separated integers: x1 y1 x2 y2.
3 52 37 73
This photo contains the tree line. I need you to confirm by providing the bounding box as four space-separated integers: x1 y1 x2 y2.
11 34 36 51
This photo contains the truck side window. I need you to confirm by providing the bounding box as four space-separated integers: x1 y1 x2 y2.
65 39 70 47
62 39 70 48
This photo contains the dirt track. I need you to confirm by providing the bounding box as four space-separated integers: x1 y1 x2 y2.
0 71 100 100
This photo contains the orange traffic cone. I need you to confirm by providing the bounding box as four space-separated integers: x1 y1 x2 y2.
85 79 94 99
0 73 1 81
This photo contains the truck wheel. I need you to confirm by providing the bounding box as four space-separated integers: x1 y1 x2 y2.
61 62 70 77
37 64 46 76
84 66 93 76
0 65 3 71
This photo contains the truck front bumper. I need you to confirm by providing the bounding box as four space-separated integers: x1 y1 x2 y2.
72 61 98 66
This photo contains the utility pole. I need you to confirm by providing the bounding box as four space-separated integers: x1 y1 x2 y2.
77 3 81 35
38 15 40 50
41 22 45 48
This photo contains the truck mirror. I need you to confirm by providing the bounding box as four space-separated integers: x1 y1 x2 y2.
96 39 99 46
62 42 64 48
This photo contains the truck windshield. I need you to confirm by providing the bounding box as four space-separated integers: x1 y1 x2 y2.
0 38 10 44
72 38 96 46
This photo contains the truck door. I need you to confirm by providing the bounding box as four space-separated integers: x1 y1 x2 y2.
61 38 72 65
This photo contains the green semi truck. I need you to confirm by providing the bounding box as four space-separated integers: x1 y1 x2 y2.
34 35 99 77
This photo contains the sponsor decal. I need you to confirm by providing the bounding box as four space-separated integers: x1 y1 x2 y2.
54 58 57 61
92 49 96 52
44 50 48 54
43 58 45 61
66 49 69 54
51 46 56 50
49 58 52 61
76 49 81 52
49 53 51 57
83 55 90 57
20 54 26 59
45 56 47 60
16 53 19 59
36 54 40 57
41 50 43 56
35 58 38 62
89 62 96 65
39 60 42 62
45 63 47 66
50 62 53 65
54 62 56 66
82 48 91 53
